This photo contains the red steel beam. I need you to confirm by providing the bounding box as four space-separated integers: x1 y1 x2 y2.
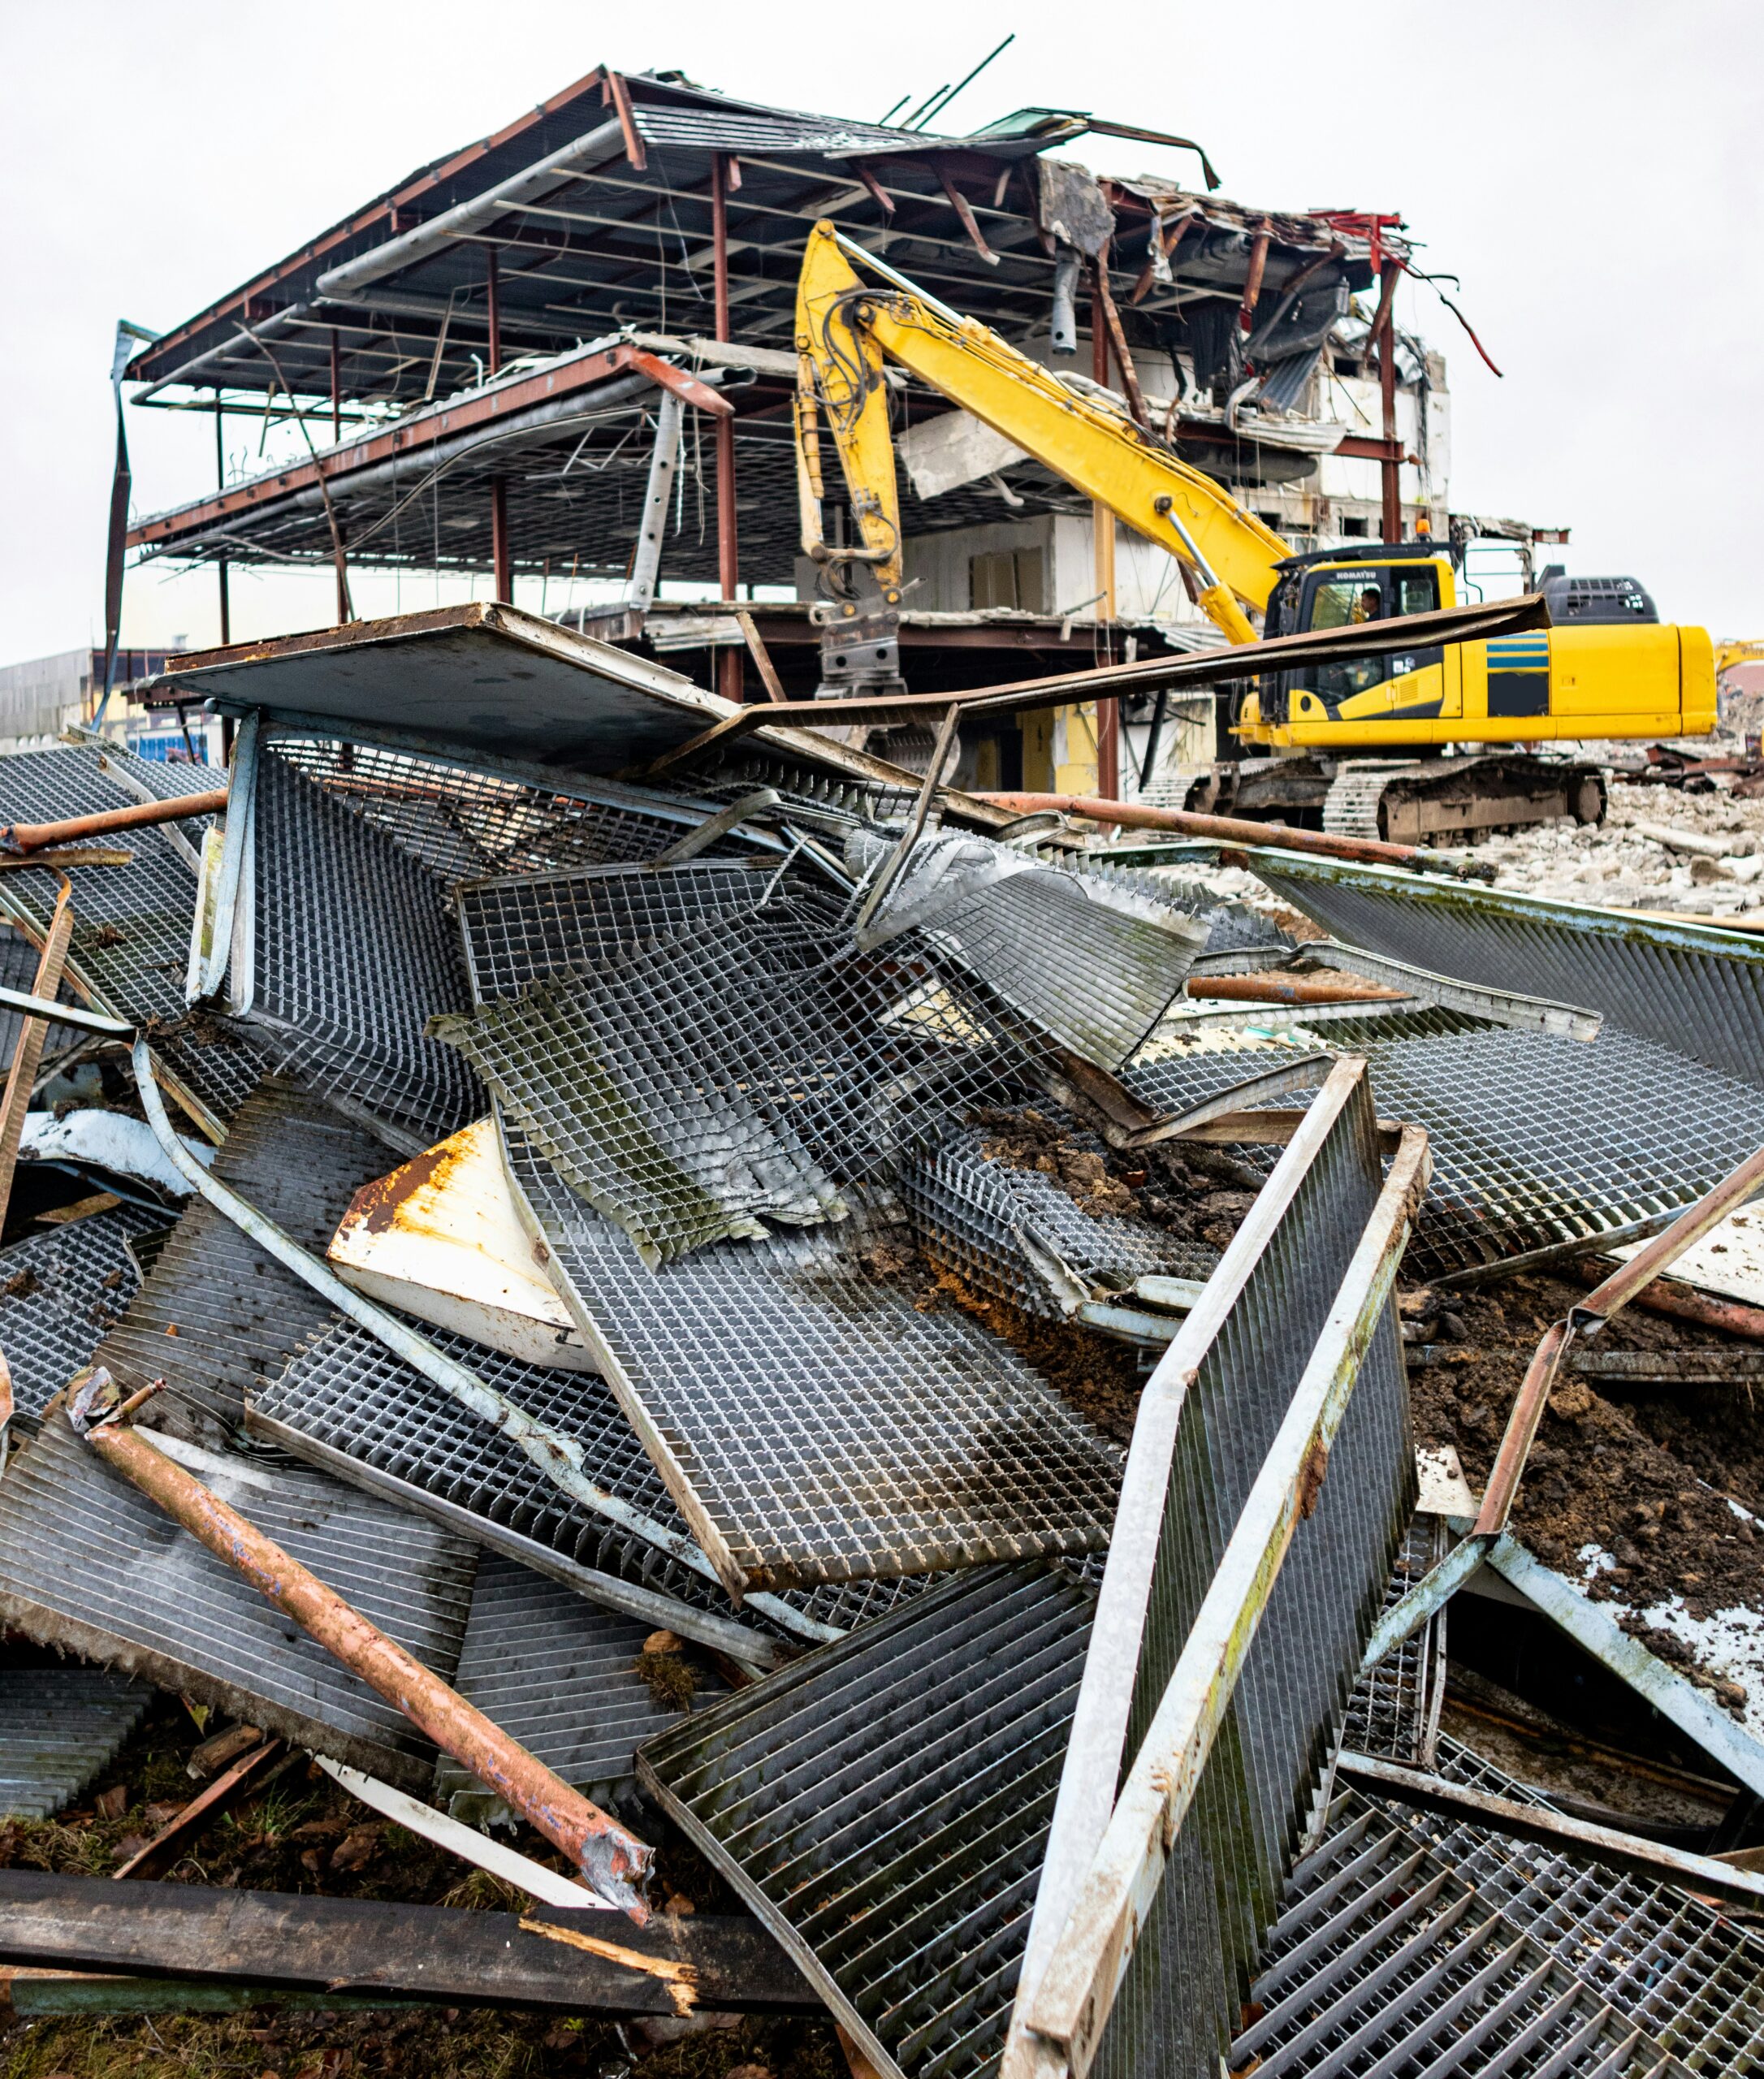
126 346 730 552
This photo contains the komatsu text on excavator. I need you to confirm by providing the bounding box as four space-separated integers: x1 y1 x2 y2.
793 220 1715 841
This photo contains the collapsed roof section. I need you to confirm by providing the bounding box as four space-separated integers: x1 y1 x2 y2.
123 67 1416 603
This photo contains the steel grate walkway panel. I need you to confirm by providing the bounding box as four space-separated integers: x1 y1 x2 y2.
87 1082 391 1425
0 1204 162 1433
458 862 798 1006
900 1124 1217 1320
269 737 759 886
1392 1735 1764 2074
1237 1790 1678 2079
638 1562 1095 2079
435 1550 713 1821
250 1314 928 1653
849 828 1206 1070
0 1420 478 1787
508 1122 1124 1593
0 746 259 1128
1340 1515 1448 1767
0 1666 153 1820
243 746 482 1145
1130 1022 1764 1281
1249 855 1764 1088
440 875 1043 1268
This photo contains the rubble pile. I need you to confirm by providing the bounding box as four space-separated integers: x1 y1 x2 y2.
2 611 1764 2078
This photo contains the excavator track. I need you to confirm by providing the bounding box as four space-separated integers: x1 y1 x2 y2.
1320 755 1606 845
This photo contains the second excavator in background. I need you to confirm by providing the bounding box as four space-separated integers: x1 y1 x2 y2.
793 221 1714 841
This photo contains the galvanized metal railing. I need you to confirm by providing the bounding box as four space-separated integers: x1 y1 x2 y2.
1002 1056 1429 2079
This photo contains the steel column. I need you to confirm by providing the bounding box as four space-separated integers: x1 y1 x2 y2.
712 153 742 703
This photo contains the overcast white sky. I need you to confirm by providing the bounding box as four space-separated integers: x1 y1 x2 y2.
2 0 1758 661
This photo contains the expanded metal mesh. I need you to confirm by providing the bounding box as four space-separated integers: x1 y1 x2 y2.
638 1562 1095 2079
244 747 481 1145
1250 854 1764 1087
899 1125 1217 1320
441 876 1045 1269
1235 1789 1675 2079
0 1203 162 1432
249 1315 926 1649
1074 1074 1416 2079
1405 1735 1764 2073
86 1082 391 1424
435 1550 714 1820
267 736 759 885
0 1420 478 1786
0 746 258 1127
508 1124 1124 1590
1340 1514 1447 1766
0 1666 153 1820
850 830 1205 1070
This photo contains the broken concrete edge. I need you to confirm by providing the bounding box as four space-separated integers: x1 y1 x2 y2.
0 1867 818 2016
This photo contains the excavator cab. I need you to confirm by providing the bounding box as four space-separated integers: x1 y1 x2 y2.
1255 544 1457 733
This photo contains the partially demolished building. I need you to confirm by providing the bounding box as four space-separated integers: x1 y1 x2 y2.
119 66 1458 795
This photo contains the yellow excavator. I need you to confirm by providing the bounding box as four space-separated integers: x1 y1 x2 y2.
793 220 1716 840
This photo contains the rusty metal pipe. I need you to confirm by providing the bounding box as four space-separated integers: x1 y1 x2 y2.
1474 1135 1764 1536
76 1410 655 1919
1567 1261 1764 1343
969 793 1478 875
0 789 227 857
1187 973 1408 1007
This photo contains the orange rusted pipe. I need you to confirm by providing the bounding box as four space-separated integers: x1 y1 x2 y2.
78 1400 654 1919
0 789 228 856
1188 972 1407 1007
968 793 1453 873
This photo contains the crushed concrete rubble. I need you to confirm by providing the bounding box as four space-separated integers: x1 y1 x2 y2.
3 616 1764 2079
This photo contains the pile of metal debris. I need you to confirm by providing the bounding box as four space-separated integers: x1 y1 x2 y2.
3 604 1764 2079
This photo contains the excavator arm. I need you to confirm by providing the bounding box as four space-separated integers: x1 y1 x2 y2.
794 219 1286 673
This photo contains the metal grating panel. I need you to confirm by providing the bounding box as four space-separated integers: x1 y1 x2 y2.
241 745 482 1144
435 1550 713 1821
1131 1018 1764 1281
1340 1514 1447 1766
87 1082 391 1424
0 928 84 1064
1249 853 1764 1087
0 1203 162 1433
267 736 762 885
0 1420 478 1787
0 746 259 1127
0 1666 153 1820
1235 1790 1676 2079
457 862 802 1005
1398 1735 1764 2073
249 1315 927 1653
899 1126 1217 1320
442 875 1044 1267
1010 1065 1419 2079
850 831 1206 1070
508 1122 1124 1592
638 1562 1095 2079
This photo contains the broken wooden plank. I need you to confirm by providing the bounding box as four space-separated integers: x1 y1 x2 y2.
0 1869 818 2015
